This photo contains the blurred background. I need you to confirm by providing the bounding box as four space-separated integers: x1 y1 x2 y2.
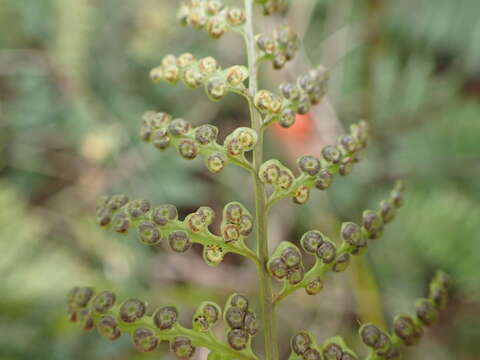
0 0 479 359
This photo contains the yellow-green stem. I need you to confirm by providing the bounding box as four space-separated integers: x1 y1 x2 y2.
244 1 278 359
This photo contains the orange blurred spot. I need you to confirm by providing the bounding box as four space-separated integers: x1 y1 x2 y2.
273 113 313 142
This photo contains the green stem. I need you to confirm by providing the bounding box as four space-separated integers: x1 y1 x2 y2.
244 1 278 359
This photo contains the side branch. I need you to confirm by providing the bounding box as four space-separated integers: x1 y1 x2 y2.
67 288 260 360
270 181 405 305
96 195 260 267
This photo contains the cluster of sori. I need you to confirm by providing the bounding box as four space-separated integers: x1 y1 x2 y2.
220 202 254 244
202 201 255 266
259 159 295 196
95 195 255 266
192 301 222 333
150 53 249 101
290 333 358 360
359 271 449 359
267 242 306 287
95 194 190 251
67 287 258 358
140 111 257 172
289 272 449 360
255 0 288 15
259 121 369 205
254 66 329 129
256 24 300 69
223 294 259 351
177 0 246 39
268 183 405 297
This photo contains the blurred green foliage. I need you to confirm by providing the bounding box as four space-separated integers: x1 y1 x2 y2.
0 0 478 359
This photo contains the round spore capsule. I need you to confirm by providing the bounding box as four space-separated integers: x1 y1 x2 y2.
168 118 191 136
316 241 337 264
178 139 199 160
415 298 438 326
226 7 245 26
138 221 161 245
374 332 392 354
268 257 288 279
186 212 206 233
171 336 195 358
202 303 221 325
194 124 218 145
230 294 249 311
339 157 354 176
287 265 305 285
227 329 249 350
226 66 247 86
92 290 116 313
303 348 322 360
206 153 226 173
293 186 310 205
323 342 342 360
169 231 192 253
280 83 300 101
332 253 350 272
199 57 218 74
152 204 178 225
222 224 241 243
108 194 128 210
305 277 323 295
259 161 281 184
128 199 151 218
112 213 130 233
73 287 95 308
291 332 312 355
177 53 195 68
279 108 296 128
183 68 203 88
359 323 381 348
206 78 226 101
153 306 178 330
194 315 210 332
362 210 383 233
132 328 159 352
239 214 254 236
315 169 333 190
98 315 121 341
225 137 243 156
297 155 321 176
96 208 111 227
281 246 302 268
225 307 245 329
119 298 146 323
379 200 395 224
197 206 215 225
341 222 362 247
207 17 226 39
339 134 358 153
152 133 170 150
341 353 358 360
235 127 257 151
393 315 417 346
204 245 224 266
301 231 324 254
298 74 315 93
225 203 243 224
244 311 259 335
